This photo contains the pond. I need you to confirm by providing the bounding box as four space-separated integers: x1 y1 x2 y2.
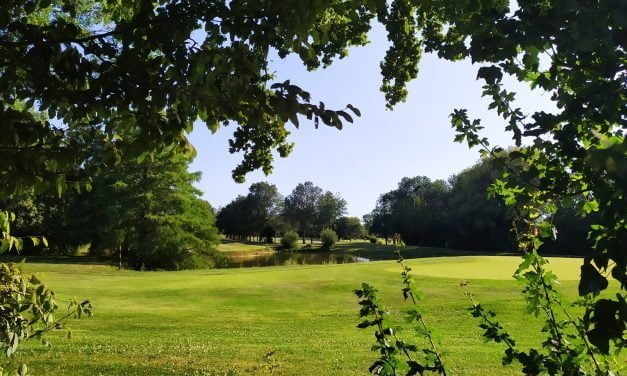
224 252 370 268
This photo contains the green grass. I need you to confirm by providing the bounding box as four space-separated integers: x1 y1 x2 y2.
217 239 276 254
4 255 620 375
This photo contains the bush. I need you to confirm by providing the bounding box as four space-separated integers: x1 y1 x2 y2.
369 236 377 244
320 228 338 250
280 231 299 251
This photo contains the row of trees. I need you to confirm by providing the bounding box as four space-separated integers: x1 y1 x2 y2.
364 157 595 255
216 181 364 244
3 137 221 270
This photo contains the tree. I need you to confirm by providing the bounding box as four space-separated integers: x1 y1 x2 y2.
0 0 364 197
216 182 283 242
335 216 364 241
216 195 250 241
368 176 450 247
446 158 515 252
245 182 283 242
77 147 221 270
283 182 323 244
315 191 347 233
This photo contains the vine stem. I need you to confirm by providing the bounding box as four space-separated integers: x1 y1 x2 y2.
533 260 567 371
561 307 603 374
395 246 447 375
462 285 516 351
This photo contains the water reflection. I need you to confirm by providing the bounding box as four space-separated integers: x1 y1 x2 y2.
224 252 369 268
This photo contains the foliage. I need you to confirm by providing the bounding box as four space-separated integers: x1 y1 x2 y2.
216 182 283 242
0 262 92 375
315 191 347 233
0 0 367 194
85 149 220 270
446 157 516 252
369 177 450 247
283 182 323 244
365 159 597 255
371 0 626 352
462 275 620 375
1 0 623 364
319 228 338 251
219 181 347 246
279 231 299 252
335 216 365 241
355 241 446 375
6 145 221 269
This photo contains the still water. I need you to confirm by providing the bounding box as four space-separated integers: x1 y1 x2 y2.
224 252 370 268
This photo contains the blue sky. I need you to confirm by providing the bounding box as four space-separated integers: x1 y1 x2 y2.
188 26 554 217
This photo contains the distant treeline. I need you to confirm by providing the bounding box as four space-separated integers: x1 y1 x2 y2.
217 158 594 256
217 181 364 244
365 158 595 255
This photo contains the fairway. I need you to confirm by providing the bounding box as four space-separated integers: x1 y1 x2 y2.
5 256 615 375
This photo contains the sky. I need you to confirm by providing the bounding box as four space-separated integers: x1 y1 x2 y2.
188 26 554 218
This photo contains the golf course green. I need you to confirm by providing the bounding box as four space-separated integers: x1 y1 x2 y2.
5 253 618 375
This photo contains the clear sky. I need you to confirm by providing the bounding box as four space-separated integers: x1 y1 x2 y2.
188 26 554 218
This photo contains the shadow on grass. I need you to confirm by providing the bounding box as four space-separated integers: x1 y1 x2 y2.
332 241 513 261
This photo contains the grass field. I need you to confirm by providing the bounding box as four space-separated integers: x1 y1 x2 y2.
3 254 619 375
217 240 276 255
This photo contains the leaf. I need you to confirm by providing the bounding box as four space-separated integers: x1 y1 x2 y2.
476 66 503 84
346 104 361 117
578 263 608 296
336 110 353 123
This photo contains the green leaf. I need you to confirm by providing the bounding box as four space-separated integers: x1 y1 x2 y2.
578 263 608 296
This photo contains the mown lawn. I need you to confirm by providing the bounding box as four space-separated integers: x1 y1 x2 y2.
4 255 619 375
216 239 276 254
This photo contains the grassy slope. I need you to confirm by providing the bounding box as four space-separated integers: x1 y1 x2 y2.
217 240 276 253
6 256 617 375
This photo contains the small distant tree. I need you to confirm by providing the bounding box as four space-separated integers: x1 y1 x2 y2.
320 228 338 251
335 216 364 241
362 214 373 235
315 191 347 233
283 182 323 244
246 182 283 242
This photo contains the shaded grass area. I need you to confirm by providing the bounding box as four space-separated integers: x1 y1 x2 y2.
5 256 618 375
217 239 276 255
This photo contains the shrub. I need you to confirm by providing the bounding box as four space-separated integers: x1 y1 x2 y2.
280 231 299 251
320 228 338 250
369 236 377 244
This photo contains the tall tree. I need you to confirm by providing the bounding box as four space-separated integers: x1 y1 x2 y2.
369 176 450 246
216 195 250 241
447 158 515 252
81 147 220 270
315 191 347 233
246 182 283 242
283 182 323 244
